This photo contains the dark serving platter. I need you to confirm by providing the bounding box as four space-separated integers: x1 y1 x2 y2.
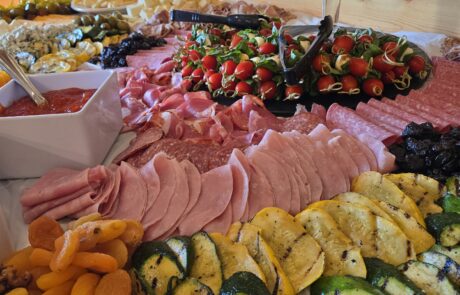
214 28 432 117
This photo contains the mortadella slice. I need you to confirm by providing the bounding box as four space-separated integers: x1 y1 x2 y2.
179 165 233 236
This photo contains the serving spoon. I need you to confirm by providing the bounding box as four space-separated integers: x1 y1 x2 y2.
0 49 48 107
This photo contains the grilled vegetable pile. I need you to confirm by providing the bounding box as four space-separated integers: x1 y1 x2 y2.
0 0 74 23
130 171 460 294
390 122 460 182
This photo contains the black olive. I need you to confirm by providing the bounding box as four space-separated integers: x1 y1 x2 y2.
389 144 406 161
403 154 425 172
433 151 454 168
450 128 460 140
443 160 458 173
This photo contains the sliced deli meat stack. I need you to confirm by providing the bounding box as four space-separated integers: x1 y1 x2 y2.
178 164 234 236
326 103 399 146
227 149 250 222
355 102 408 134
330 129 373 173
366 98 428 125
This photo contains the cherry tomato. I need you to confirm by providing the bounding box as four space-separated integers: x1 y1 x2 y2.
259 28 272 37
332 35 354 54
272 21 281 29
208 72 222 90
382 41 398 55
285 85 303 97
255 67 273 82
317 75 337 92
210 28 222 37
181 64 194 77
373 54 395 73
363 78 384 96
259 42 277 54
393 66 408 78
260 80 277 99
201 55 217 70
349 57 368 77
181 56 189 67
191 68 204 83
247 43 257 55
284 33 294 44
188 50 201 62
223 80 237 92
235 81 252 95
340 75 358 92
408 55 426 74
184 41 197 49
221 60 237 75
312 54 331 73
308 35 316 42
186 32 192 40
382 70 396 84
235 61 254 80
230 34 243 48
204 69 216 81
358 35 373 44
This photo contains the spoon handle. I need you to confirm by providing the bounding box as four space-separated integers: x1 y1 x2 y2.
0 50 48 107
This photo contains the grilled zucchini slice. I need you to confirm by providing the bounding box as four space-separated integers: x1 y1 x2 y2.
399 260 458 294
295 208 366 277
220 271 270 295
351 171 425 226
190 232 223 294
166 236 193 275
418 251 460 286
431 244 460 264
310 275 385 295
384 173 442 217
227 222 295 295
426 213 460 247
209 232 266 282
365 258 423 295
131 241 185 295
445 176 460 197
439 193 460 214
170 277 213 294
250 207 325 293
333 192 393 220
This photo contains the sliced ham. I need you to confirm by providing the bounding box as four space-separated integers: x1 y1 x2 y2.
202 202 233 234
227 149 250 222
245 147 291 213
113 127 163 164
246 163 275 218
326 103 398 146
357 134 396 173
99 166 122 217
144 158 189 240
141 153 176 229
330 130 371 174
111 162 148 220
139 157 161 212
179 164 234 236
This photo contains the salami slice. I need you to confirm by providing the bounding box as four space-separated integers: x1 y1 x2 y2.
407 91 460 118
367 98 428 125
356 102 407 133
326 103 398 146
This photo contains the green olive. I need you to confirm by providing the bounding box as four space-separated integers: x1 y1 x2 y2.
107 15 117 27
94 14 107 25
9 7 25 18
116 20 129 31
112 11 122 19
45 2 58 14
99 22 111 30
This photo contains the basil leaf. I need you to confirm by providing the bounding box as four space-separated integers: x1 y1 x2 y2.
256 59 279 73
362 43 383 61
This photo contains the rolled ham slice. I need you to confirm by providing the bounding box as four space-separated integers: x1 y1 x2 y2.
179 164 233 236
326 103 398 146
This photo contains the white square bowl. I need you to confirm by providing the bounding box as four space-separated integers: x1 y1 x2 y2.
0 70 122 179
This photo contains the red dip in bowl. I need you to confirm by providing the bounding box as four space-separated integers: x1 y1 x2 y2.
0 88 96 117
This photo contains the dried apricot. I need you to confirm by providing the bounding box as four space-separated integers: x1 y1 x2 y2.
118 220 143 248
42 280 75 295
29 248 53 267
50 230 80 272
27 266 51 291
72 252 118 273
94 270 131 295
5 288 28 295
36 266 85 290
68 213 102 230
28 216 64 251
76 220 127 251
94 239 128 268
71 273 100 295
4 247 33 272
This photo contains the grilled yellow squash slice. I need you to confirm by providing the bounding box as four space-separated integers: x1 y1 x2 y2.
295 208 366 278
333 192 393 220
384 173 443 217
209 232 266 283
309 200 415 265
351 171 425 227
250 207 324 293
227 222 295 295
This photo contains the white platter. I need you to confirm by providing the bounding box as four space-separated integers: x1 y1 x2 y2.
70 0 133 14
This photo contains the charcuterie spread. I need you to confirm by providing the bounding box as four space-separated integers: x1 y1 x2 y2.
1 0 460 294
